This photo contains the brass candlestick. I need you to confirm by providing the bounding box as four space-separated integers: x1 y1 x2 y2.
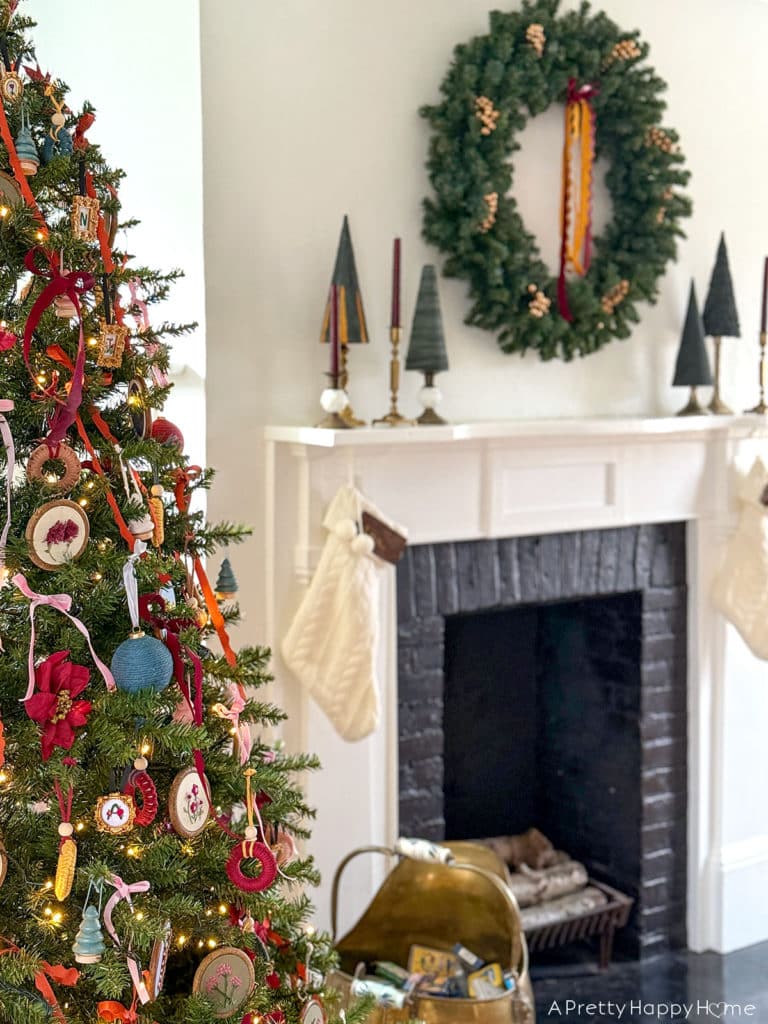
339 343 365 427
374 326 414 426
748 331 768 414
708 337 733 415
317 372 351 429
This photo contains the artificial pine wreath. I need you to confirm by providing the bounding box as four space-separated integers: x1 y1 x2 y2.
421 0 692 361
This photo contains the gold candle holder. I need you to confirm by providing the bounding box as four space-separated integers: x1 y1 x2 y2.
708 337 733 415
339 343 366 427
374 326 414 427
748 331 768 414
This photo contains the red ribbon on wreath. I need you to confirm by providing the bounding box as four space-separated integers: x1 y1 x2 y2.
23 248 94 446
558 79 599 322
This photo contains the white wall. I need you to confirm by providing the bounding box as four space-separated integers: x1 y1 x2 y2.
29 0 206 465
201 0 768 947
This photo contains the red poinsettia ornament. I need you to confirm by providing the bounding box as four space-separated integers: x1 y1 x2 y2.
24 651 92 760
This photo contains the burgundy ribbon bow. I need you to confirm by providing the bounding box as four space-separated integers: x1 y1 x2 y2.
23 248 94 445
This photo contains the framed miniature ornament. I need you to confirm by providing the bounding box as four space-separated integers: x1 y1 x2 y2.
147 920 172 1000
168 765 211 840
0 69 23 104
25 498 89 571
193 947 255 1019
71 194 99 241
96 319 129 368
95 793 136 835
127 378 152 439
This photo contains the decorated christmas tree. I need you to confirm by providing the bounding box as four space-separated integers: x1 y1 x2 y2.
0 6 358 1023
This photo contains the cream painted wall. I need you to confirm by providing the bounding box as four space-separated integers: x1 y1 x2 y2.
29 0 206 465
201 0 768 945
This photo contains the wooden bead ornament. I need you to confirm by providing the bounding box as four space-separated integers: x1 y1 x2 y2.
128 512 154 542
26 442 81 494
123 756 159 826
226 769 278 894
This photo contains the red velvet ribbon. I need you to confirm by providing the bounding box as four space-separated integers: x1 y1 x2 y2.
23 248 94 445
73 112 95 152
557 79 599 323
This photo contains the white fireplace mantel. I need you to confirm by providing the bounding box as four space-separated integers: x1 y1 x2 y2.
264 417 768 953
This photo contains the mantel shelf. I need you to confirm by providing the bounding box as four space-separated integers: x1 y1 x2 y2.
265 414 768 449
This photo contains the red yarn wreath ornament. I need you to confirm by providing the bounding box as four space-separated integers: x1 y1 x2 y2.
123 756 158 827
226 768 278 893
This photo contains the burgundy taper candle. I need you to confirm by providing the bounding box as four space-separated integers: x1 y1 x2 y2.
330 284 340 377
761 257 768 334
391 238 402 328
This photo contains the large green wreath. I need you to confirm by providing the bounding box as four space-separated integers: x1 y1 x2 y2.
421 0 692 361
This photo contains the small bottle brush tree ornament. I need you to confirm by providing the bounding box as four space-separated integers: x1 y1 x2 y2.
702 233 740 415
215 556 239 601
673 281 713 416
405 264 450 424
0 7 361 1024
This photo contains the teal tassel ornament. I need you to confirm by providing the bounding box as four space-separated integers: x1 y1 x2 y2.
73 904 105 964
111 629 173 694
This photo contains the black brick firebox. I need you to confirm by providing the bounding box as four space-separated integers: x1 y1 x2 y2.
397 523 687 958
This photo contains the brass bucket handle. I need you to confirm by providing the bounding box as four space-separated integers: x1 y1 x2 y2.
330 843 530 982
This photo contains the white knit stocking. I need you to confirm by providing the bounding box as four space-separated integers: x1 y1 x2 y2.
282 485 399 741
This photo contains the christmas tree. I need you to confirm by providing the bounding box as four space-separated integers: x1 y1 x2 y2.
702 233 740 339
0 6 359 1023
672 280 712 415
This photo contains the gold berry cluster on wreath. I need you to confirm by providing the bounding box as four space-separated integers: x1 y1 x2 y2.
421 0 691 361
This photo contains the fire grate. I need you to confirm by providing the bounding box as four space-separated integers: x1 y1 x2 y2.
524 880 634 970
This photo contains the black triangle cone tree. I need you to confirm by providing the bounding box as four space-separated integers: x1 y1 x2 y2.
406 265 449 424
702 233 740 414
673 281 713 416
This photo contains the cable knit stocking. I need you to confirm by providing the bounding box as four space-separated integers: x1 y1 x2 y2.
712 457 768 659
282 485 402 741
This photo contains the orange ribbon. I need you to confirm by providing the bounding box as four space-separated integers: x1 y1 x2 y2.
97 1001 138 1023
34 961 79 1024
558 79 598 321
0 101 48 235
174 468 238 669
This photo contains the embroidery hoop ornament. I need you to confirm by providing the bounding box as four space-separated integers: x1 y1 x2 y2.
421 0 692 361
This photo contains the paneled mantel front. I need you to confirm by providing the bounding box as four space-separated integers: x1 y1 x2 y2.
264 418 768 951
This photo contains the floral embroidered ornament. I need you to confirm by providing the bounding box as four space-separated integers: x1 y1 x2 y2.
25 497 89 570
23 651 92 760
168 764 211 840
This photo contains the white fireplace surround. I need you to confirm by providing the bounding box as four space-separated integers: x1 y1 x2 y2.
264 417 768 953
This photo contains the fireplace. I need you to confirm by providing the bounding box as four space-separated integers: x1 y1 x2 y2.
397 523 687 958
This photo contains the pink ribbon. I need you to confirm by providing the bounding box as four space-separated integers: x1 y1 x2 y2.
129 278 168 387
12 574 116 700
104 874 151 1005
211 683 253 765
0 400 14 575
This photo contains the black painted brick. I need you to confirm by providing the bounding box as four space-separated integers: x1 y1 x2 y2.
497 538 522 604
411 544 438 618
456 541 500 611
399 730 443 764
434 544 460 615
396 548 416 623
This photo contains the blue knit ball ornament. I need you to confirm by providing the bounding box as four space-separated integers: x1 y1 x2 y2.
111 630 173 694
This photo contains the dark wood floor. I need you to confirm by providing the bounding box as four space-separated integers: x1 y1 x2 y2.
532 941 768 1023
